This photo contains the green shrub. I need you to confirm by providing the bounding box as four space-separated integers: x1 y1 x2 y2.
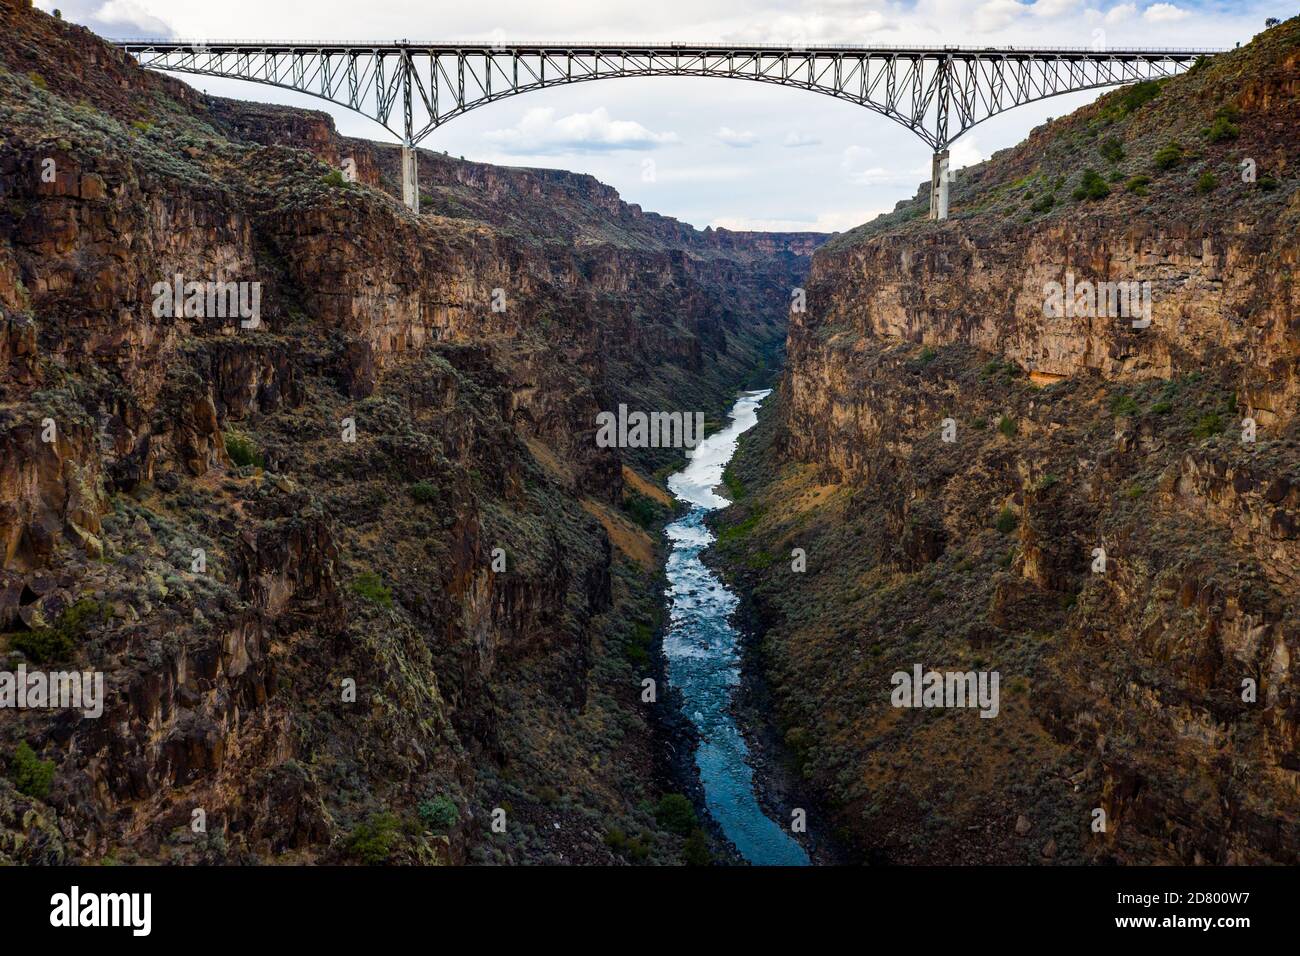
7 598 107 665
351 572 393 608
1072 169 1110 201
623 492 663 529
997 415 1018 438
409 480 438 504
1193 412 1225 438
1153 142 1184 171
995 507 1017 535
346 812 402 864
8 627 74 664
322 169 348 188
1196 170 1218 194
604 827 650 862
1203 111 1240 144
1258 176 1279 191
654 794 698 836
1029 192 1055 214
417 795 459 832
917 345 938 365
27 71 47 90
224 431 263 468
624 621 654 666
10 742 54 800
1112 79 1161 116
1152 400 1173 415
722 467 745 501
1124 175 1152 196
683 828 711 866
1110 393 1140 416
1099 136 1125 162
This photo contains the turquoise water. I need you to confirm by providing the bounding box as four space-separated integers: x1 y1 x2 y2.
662 390 810 866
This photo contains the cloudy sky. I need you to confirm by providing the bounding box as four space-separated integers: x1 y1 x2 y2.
38 0 1283 232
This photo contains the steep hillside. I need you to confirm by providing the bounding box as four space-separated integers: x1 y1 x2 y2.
0 0 818 864
717 18 1300 864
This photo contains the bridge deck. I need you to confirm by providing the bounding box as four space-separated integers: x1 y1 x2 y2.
115 39 1222 58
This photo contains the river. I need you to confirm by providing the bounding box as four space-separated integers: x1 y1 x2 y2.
662 389 810 866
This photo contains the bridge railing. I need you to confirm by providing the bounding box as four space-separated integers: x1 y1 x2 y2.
114 38 1225 55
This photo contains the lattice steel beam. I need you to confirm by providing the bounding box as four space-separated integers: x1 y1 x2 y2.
116 40 1220 215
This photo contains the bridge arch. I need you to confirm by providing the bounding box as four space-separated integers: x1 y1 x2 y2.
117 40 1218 217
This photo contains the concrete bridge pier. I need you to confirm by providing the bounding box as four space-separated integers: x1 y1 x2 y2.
929 150 950 221
401 141 420 214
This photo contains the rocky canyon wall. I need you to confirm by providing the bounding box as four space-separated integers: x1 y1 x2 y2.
0 0 817 864
718 19 1300 865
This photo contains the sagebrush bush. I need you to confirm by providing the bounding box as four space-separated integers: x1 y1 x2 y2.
351 572 393 608
6 598 107 664
654 793 697 836
346 812 402 864
417 795 459 832
10 741 54 800
224 431 263 468
409 480 438 504
1153 142 1183 171
1072 169 1110 201
995 507 1017 534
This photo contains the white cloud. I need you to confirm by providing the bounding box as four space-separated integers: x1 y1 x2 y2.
716 126 758 148
974 0 1026 33
721 11 893 45
783 132 821 148
843 145 912 186
711 208 889 233
484 107 679 154
1104 3 1137 25
36 0 173 35
1143 3 1189 23
1030 0 1079 18
948 137 988 170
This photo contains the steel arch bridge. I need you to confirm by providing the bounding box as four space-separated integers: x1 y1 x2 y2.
115 39 1220 217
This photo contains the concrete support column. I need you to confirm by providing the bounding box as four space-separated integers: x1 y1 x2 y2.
401 142 419 214
929 149 950 221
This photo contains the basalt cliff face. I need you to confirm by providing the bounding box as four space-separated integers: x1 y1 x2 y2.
719 20 1300 864
0 0 819 864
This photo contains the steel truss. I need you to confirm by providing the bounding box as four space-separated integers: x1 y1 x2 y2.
116 40 1219 215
